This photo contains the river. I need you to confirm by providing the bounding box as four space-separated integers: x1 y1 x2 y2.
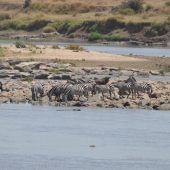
0 104 170 170
1 39 170 57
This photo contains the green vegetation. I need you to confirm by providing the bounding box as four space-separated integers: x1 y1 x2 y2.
122 0 144 13
15 41 26 48
0 46 6 57
66 44 85 51
23 0 32 9
52 45 60 49
88 32 102 41
0 0 169 43
21 76 33 82
0 13 11 21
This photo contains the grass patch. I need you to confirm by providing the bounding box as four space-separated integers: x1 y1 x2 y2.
0 46 6 57
49 68 60 74
66 44 85 51
21 76 33 82
104 29 129 41
52 45 60 49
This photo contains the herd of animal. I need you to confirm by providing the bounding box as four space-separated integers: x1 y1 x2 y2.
30 75 153 102
0 75 153 102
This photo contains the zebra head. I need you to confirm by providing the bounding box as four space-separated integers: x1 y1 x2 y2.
125 75 136 84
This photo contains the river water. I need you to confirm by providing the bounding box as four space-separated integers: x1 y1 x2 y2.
1 39 170 57
0 104 170 170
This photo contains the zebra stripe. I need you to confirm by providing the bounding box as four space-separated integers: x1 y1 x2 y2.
31 82 44 101
48 83 73 101
95 84 116 99
136 82 153 96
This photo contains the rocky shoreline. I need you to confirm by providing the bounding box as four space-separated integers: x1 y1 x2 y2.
0 60 170 111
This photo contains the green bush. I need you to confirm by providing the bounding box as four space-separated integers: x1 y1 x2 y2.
120 8 135 15
43 26 56 33
88 32 102 41
23 0 31 9
66 44 85 51
0 47 5 57
0 13 11 21
15 41 26 48
144 29 157 37
165 1 170 6
122 0 144 13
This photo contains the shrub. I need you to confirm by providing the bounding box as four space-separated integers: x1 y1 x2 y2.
145 5 152 11
15 41 26 48
0 13 11 21
144 29 157 37
0 47 5 57
23 0 31 9
88 32 102 41
122 0 144 13
165 1 170 6
43 26 56 33
120 8 135 15
66 44 85 51
52 45 60 49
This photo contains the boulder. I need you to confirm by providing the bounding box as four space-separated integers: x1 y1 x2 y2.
34 71 49 79
0 62 11 70
48 74 62 80
11 72 32 79
61 74 72 80
158 104 170 111
150 70 160 76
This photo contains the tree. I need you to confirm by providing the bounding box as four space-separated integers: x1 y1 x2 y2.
122 0 144 13
23 0 31 9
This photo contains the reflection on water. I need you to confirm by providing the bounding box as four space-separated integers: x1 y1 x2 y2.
0 104 170 170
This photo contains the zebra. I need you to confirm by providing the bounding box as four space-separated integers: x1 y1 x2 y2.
113 82 135 99
95 84 116 100
59 81 96 102
0 81 3 92
61 83 89 102
31 82 44 101
135 82 153 97
47 82 73 102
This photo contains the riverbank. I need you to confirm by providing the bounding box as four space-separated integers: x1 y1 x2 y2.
0 45 170 110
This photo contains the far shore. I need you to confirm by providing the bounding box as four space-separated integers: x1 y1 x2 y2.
1 45 170 71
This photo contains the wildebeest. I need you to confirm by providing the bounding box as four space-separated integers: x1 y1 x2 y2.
31 82 44 101
95 77 110 85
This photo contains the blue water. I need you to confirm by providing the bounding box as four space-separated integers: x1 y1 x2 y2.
0 104 170 170
0 39 170 57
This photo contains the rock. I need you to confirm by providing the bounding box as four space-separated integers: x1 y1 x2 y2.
152 104 160 110
123 101 131 107
7 60 22 65
59 68 72 72
11 72 32 79
0 62 11 70
0 70 10 78
72 101 87 107
48 74 62 80
109 67 119 71
15 62 42 72
137 71 149 77
158 104 170 111
61 74 72 80
139 99 151 107
34 71 49 79
14 65 32 73
150 70 160 76
150 93 162 98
